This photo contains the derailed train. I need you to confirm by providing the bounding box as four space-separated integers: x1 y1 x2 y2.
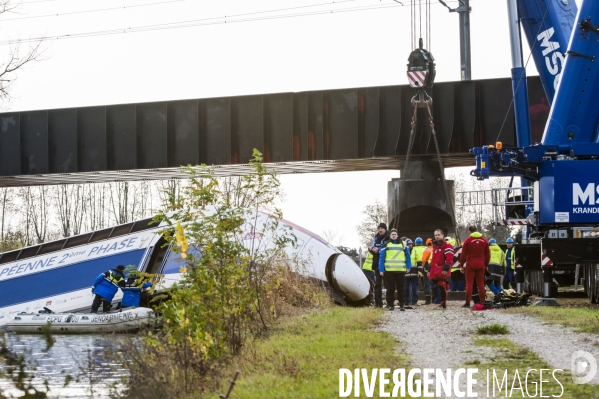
0 210 370 327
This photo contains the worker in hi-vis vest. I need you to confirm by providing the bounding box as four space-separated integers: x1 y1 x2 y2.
404 239 419 305
503 237 516 289
362 251 375 282
487 238 505 295
368 223 390 308
378 229 411 311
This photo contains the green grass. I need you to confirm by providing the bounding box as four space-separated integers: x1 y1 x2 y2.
473 337 599 398
476 323 510 335
502 298 599 334
215 307 410 399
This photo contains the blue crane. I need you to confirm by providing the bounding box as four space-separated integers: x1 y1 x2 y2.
469 0 599 304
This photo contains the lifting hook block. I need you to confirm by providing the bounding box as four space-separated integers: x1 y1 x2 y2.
411 90 433 108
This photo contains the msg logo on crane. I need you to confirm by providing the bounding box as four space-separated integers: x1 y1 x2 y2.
537 27 564 91
572 183 599 213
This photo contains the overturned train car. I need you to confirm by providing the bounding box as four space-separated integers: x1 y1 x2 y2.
0 211 370 327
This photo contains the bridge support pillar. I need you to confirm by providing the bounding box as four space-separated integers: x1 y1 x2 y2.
387 160 455 240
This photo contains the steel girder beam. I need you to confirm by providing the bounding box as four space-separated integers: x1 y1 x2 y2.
0 76 549 187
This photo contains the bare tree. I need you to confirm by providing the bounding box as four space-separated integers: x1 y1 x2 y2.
29 186 51 243
18 187 34 246
53 184 86 237
107 181 154 225
450 172 515 241
108 182 131 225
355 199 387 249
0 0 45 104
84 183 108 232
133 181 151 220
0 187 16 251
17 186 54 245
157 179 184 210
218 175 285 212
321 229 345 246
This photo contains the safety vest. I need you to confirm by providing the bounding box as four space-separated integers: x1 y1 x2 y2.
489 245 505 265
411 245 426 269
451 246 462 272
505 247 516 270
106 270 124 287
362 252 374 271
383 242 407 272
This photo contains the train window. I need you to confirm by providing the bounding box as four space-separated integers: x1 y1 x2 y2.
37 239 67 256
145 236 169 275
161 246 202 275
110 223 134 238
63 232 93 249
17 245 41 260
0 249 21 264
88 228 113 243
130 218 155 233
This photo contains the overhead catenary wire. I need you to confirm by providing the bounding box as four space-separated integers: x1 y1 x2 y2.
21 0 57 3
2 0 187 22
0 0 462 46
10 0 361 22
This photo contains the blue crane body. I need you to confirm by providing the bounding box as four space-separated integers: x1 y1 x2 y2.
473 0 599 223
469 0 599 303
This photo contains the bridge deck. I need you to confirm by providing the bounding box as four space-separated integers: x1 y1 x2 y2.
0 76 548 186
0 154 474 186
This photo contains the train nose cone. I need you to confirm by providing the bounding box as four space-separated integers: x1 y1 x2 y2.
333 254 370 302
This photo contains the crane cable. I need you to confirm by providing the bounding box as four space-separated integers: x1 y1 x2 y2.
426 101 461 247
410 0 432 50
399 0 461 245
397 0 430 231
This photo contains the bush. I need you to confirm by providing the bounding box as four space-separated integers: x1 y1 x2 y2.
119 150 330 399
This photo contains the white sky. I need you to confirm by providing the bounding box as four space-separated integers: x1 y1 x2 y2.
0 0 577 248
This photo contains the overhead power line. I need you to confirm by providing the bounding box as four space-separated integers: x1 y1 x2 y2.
12 0 362 22
3 0 186 21
21 0 57 3
0 0 463 46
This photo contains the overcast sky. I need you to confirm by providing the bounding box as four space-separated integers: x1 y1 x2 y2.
1 0 574 248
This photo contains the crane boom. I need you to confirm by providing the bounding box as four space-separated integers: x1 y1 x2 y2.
542 0 599 145
517 0 578 103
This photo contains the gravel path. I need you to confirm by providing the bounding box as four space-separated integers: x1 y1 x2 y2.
378 303 599 397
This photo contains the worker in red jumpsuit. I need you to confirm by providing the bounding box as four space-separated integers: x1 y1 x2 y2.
427 229 454 309
460 225 491 308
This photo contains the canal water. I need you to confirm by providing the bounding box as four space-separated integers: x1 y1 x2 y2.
1 333 130 398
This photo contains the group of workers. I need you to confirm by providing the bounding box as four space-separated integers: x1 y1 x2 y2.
362 223 516 310
90 265 151 313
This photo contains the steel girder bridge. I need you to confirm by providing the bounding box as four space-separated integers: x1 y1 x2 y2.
0 76 549 187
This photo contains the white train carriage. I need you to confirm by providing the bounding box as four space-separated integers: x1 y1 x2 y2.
0 210 370 329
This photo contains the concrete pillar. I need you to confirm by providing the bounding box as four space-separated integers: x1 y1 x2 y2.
388 160 455 241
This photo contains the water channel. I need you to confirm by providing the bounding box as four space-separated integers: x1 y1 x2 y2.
1 333 129 398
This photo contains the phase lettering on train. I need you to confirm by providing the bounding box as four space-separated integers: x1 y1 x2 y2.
0 235 140 281
87 237 138 257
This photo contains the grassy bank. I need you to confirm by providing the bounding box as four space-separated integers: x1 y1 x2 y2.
503 298 599 334
213 307 409 399
473 337 599 398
